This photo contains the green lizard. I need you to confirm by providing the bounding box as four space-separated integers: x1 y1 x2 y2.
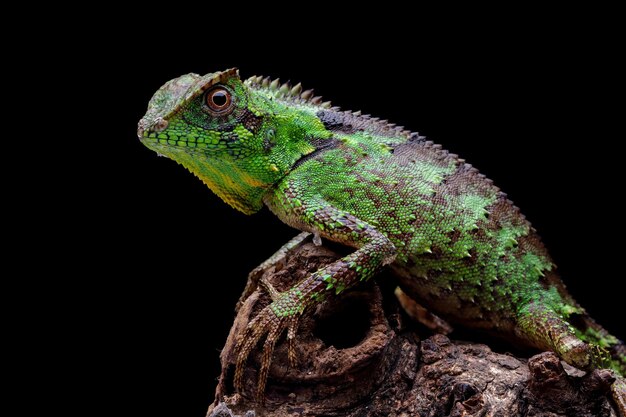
138 68 625 403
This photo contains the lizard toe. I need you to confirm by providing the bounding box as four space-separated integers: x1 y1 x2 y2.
234 296 300 402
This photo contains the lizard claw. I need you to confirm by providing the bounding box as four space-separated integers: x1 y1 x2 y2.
260 277 281 301
234 287 303 403
235 266 267 312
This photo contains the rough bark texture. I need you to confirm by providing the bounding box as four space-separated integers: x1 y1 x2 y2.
207 242 623 417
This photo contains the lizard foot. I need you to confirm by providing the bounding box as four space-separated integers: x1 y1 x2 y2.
234 277 302 403
235 232 311 312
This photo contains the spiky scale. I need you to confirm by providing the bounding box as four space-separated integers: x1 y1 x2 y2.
301 89 314 100
138 68 626 402
290 83 302 96
279 82 291 96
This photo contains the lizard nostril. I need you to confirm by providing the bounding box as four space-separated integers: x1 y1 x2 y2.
153 118 169 132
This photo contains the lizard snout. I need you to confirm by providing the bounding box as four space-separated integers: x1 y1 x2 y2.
137 117 169 139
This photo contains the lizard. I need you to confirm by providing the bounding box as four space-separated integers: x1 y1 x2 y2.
137 68 625 405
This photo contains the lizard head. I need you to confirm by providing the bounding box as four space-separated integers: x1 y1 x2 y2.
138 68 330 214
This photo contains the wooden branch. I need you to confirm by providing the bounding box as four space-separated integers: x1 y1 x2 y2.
207 242 623 417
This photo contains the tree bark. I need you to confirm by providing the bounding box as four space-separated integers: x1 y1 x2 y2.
207 242 623 417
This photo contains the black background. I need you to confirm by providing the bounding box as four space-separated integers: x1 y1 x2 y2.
80 14 623 417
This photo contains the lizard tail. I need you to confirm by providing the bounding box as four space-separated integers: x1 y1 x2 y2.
545 272 624 375
571 313 625 376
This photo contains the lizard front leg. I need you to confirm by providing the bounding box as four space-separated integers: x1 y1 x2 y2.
234 199 397 402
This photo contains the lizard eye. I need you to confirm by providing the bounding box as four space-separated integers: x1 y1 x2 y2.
205 87 233 115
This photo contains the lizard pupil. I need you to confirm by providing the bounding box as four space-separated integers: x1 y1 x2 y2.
212 92 227 106
205 87 233 114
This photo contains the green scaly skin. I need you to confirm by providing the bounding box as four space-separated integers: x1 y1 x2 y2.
138 68 625 403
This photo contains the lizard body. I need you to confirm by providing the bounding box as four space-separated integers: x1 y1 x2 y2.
138 69 625 402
